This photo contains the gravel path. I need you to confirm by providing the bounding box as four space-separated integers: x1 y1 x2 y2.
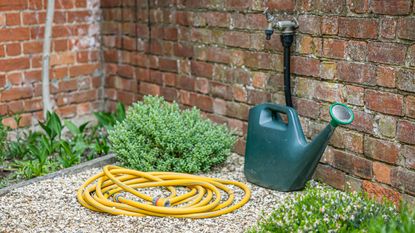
0 154 292 233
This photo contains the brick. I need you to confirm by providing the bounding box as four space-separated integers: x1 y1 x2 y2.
0 87 32 101
160 87 178 102
232 85 247 102
69 64 98 77
210 81 232 100
362 181 401 206
139 82 160 96
319 62 336 80
365 90 403 116
292 56 320 77
391 167 415 195
296 35 322 56
349 110 374 133
298 15 321 35
352 156 373 179
244 52 280 70
191 61 213 78
368 42 406 65
0 0 27 11
397 120 415 144
317 0 345 13
315 164 345 190
222 31 251 49
23 98 43 112
364 137 399 164
346 41 367 61
376 66 396 88
6 13 21 26
0 28 30 42
337 62 376 85
330 128 363 153
397 69 415 93
377 115 397 138
314 82 343 102
321 16 338 35
344 85 364 106
397 17 415 40
247 90 271 105
332 149 353 172
226 102 249 120
213 98 226 115
0 57 30 72
266 0 295 11
295 98 320 119
407 96 415 119
380 17 397 39
370 0 411 15
403 145 415 170
323 38 346 59
225 0 255 11
231 13 267 30
195 94 213 112
373 162 391 184
348 0 369 13
338 17 378 39
408 44 415 67
6 43 21 56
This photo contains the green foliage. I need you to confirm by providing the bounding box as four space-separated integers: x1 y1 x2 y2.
109 95 236 173
0 117 8 164
367 204 415 233
94 102 126 130
0 102 126 181
248 181 397 233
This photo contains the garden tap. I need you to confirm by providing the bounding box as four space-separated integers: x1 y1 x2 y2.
263 8 299 40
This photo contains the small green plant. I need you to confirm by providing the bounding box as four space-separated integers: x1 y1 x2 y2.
0 102 126 182
109 95 236 173
0 117 8 164
366 204 415 233
248 181 397 233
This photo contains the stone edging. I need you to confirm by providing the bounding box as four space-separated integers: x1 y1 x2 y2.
0 154 116 197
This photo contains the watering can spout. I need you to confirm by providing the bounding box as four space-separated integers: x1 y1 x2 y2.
244 102 354 191
301 102 355 182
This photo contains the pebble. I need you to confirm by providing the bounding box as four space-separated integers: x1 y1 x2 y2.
0 154 293 233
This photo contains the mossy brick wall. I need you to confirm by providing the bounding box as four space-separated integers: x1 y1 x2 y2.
101 0 415 204
0 0 103 128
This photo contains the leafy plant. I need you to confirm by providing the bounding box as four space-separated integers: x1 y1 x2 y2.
367 204 415 233
0 103 126 184
248 181 397 233
94 102 126 130
109 95 236 173
0 117 8 164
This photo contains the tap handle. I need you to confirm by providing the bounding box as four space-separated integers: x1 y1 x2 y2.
263 7 274 22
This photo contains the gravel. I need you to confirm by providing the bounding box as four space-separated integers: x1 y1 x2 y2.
0 154 293 233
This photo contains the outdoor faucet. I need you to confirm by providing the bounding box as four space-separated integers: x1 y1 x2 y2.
264 8 299 40
263 8 299 108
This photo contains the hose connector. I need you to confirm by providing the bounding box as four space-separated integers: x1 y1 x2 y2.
152 197 171 207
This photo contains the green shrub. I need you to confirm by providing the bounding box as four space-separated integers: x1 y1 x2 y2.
248 181 397 233
109 95 236 173
367 204 415 233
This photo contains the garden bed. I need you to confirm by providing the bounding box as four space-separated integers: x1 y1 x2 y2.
0 153 291 233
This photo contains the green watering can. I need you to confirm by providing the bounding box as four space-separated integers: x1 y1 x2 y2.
244 102 354 191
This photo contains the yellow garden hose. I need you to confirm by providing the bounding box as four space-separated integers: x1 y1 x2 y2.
77 165 251 218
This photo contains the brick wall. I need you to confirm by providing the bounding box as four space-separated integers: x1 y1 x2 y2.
0 0 103 128
101 0 415 204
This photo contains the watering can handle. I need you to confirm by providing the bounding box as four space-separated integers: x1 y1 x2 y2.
264 104 298 129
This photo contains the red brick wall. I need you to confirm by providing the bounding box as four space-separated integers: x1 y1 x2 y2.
0 0 103 128
101 0 415 203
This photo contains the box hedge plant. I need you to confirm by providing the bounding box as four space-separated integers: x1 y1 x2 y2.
108 95 236 173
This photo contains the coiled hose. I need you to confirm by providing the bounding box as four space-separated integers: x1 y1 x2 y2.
77 165 251 218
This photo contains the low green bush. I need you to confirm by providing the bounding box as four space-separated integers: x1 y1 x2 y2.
109 95 236 173
248 181 397 233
